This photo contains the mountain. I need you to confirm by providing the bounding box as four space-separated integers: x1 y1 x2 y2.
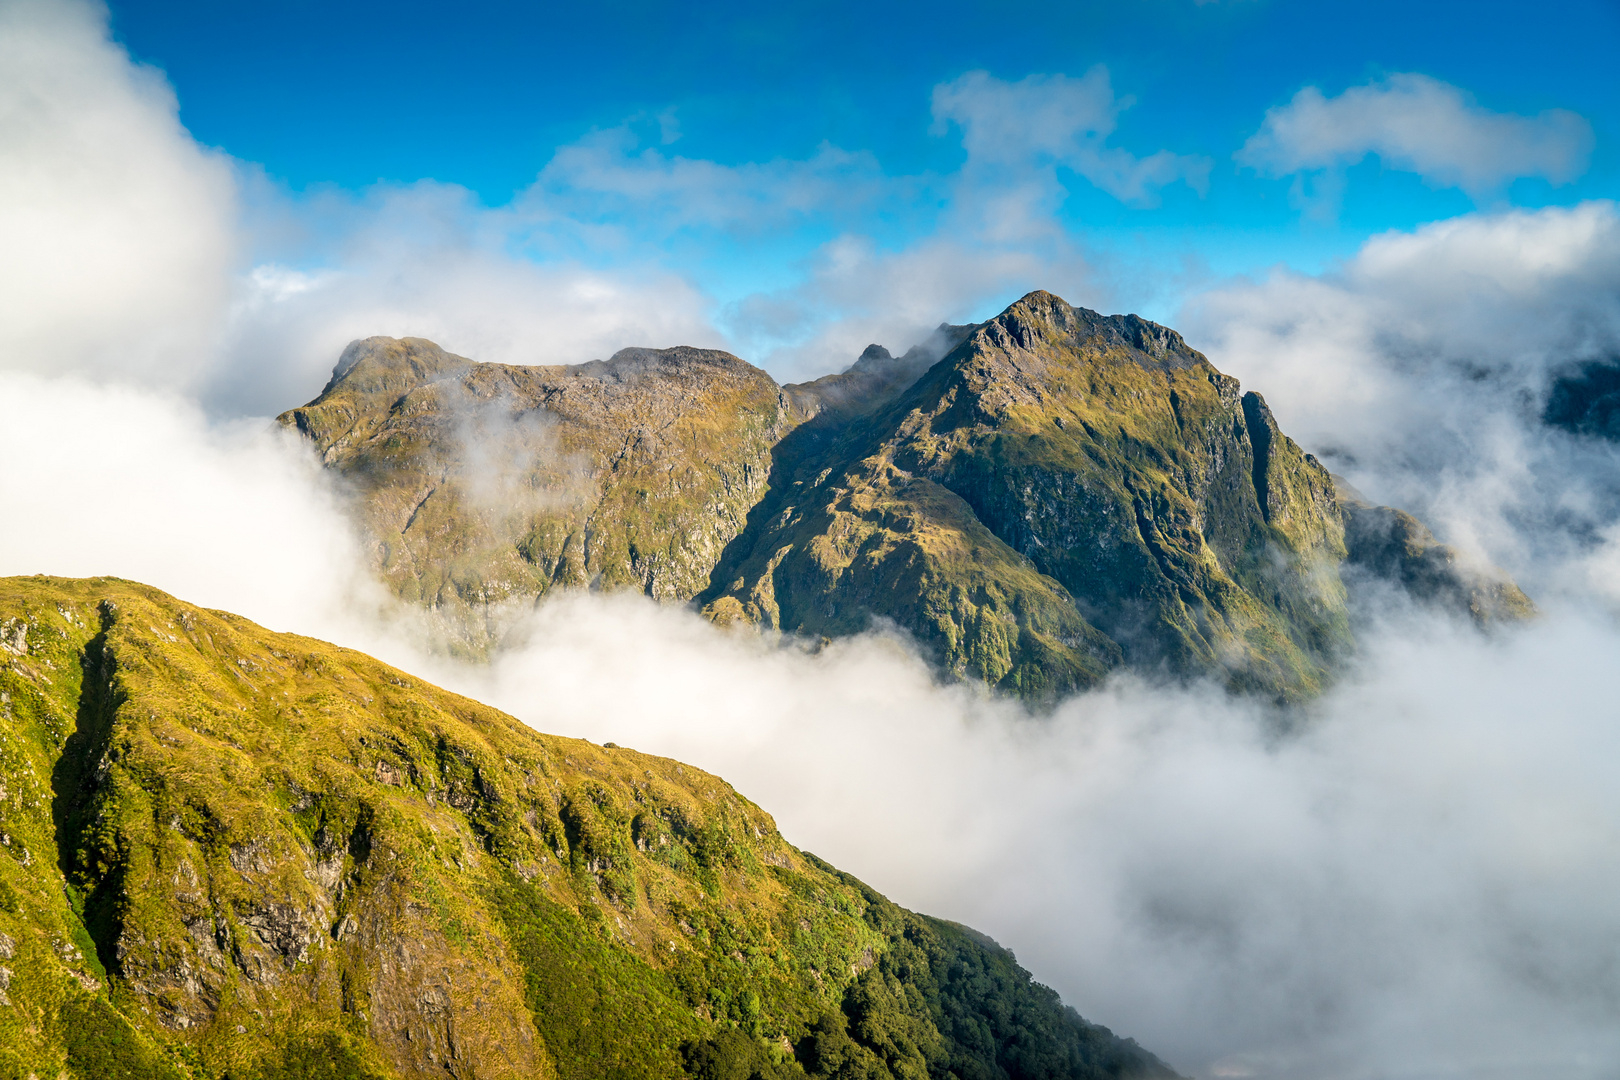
280 337 793 653
280 291 1531 700
0 575 1175 1080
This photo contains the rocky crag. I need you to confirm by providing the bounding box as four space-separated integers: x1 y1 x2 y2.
0 575 1174 1080
280 291 1531 700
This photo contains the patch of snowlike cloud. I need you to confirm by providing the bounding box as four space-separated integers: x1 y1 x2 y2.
932 67 1212 209
0 0 240 386
1238 73 1594 212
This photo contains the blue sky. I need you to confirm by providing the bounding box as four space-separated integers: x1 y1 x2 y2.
9 0 1617 402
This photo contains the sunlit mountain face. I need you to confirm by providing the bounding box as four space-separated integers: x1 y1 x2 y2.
3 1 1619 1077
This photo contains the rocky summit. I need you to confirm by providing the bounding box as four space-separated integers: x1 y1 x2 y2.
281 291 1531 700
0 575 1175 1080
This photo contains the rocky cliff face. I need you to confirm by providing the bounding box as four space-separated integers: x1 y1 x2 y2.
280 293 1531 700
0 576 1174 1080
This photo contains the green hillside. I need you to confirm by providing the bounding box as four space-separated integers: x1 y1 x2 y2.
0 576 1174 1080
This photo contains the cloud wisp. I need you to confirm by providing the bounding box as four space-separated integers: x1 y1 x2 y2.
1238 73 1594 214
933 68 1212 210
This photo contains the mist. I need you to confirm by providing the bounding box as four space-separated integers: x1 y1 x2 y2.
5 3 1620 1079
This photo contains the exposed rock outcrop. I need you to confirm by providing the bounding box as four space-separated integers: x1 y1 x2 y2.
281 338 792 654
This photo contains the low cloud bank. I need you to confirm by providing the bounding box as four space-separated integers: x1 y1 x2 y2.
3 370 1619 1079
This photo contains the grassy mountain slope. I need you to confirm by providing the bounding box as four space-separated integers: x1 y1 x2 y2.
0 575 1174 1080
703 292 1353 701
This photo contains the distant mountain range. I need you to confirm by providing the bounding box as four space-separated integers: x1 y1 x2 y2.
281 290 1532 701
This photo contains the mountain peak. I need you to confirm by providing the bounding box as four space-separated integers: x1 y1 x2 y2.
971 291 1202 375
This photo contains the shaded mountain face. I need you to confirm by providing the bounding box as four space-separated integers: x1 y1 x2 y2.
280 291 1530 700
1545 357 1620 439
1332 478 1534 628
0 576 1175 1080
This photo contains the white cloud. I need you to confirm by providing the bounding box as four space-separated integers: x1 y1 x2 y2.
209 179 722 416
1238 73 1594 206
1180 200 1620 590
0 0 240 385
932 68 1211 208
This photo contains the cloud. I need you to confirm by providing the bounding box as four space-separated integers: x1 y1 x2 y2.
529 125 898 235
1238 73 1594 208
210 179 722 417
0 0 240 386
1180 200 1620 592
721 234 1102 383
932 68 1211 208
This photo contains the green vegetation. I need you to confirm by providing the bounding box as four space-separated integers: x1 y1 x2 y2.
0 575 1174 1079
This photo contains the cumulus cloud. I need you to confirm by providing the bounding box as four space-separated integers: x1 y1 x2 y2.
1238 73 1594 209
211 179 722 417
932 68 1211 209
0 0 240 385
